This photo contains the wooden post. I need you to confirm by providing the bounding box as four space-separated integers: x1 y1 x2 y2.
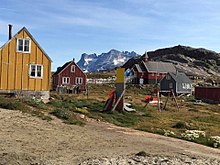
157 90 161 112
163 90 180 111
163 91 170 110
171 90 180 111
114 68 125 111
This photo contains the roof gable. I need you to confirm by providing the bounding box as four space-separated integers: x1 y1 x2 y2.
0 27 52 62
169 72 191 83
144 61 176 73
53 60 85 76
53 61 72 75
133 64 142 73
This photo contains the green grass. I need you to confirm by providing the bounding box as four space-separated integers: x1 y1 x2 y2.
0 96 52 121
0 96 27 110
50 108 85 126
192 115 220 125
97 111 140 127
22 99 48 110
192 136 214 147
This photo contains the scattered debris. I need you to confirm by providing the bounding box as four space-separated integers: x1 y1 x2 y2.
124 103 136 112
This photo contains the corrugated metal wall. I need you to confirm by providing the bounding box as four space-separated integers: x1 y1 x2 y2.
195 87 220 102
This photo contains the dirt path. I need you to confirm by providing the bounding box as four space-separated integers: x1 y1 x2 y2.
0 108 220 164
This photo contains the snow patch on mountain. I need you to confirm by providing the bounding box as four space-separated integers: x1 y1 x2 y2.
84 58 94 66
113 57 126 65
77 49 139 72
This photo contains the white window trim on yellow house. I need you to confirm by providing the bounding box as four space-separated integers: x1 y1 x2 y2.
29 64 43 79
16 38 31 53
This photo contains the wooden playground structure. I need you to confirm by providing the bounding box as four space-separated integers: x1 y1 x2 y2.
103 68 180 112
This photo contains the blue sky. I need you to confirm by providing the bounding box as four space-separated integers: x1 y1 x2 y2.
1 0 220 71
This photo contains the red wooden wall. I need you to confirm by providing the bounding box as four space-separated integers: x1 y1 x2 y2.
53 61 86 91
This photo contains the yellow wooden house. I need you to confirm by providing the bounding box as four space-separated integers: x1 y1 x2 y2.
0 26 52 98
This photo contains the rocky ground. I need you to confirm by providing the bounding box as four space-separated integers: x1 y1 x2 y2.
80 154 220 165
1 108 220 165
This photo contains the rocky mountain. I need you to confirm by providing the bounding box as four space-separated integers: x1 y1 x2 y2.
77 53 98 71
147 45 220 77
77 49 139 72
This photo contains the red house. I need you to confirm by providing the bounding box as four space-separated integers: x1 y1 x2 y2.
123 53 176 84
131 60 176 84
52 59 86 93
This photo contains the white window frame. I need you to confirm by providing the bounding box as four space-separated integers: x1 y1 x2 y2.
182 83 192 90
169 82 173 89
75 77 83 85
62 77 70 84
71 65 75 73
17 38 31 53
29 64 43 78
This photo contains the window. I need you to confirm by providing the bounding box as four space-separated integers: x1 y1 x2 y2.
75 77 83 84
169 82 173 89
71 65 75 72
166 74 171 80
62 77 70 84
182 83 192 89
29 64 43 78
17 38 31 53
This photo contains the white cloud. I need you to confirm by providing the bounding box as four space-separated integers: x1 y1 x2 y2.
27 1 147 33
1 0 220 68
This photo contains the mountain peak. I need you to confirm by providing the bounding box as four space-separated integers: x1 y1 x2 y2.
77 49 139 72
108 49 121 54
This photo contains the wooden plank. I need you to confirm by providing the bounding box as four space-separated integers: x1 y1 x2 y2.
8 39 16 90
42 55 48 91
22 54 29 90
28 39 36 90
48 61 51 91
15 52 22 90
1 44 9 90
14 29 24 90
35 48 42 90
0 50 2 89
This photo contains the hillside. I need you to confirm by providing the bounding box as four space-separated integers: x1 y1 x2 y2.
147 45 220 77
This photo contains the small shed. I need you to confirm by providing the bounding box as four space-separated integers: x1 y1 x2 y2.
52 59 86 93
160 72 192 95
195 86 220 103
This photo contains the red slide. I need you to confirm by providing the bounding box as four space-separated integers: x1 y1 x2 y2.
103 90 115 112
